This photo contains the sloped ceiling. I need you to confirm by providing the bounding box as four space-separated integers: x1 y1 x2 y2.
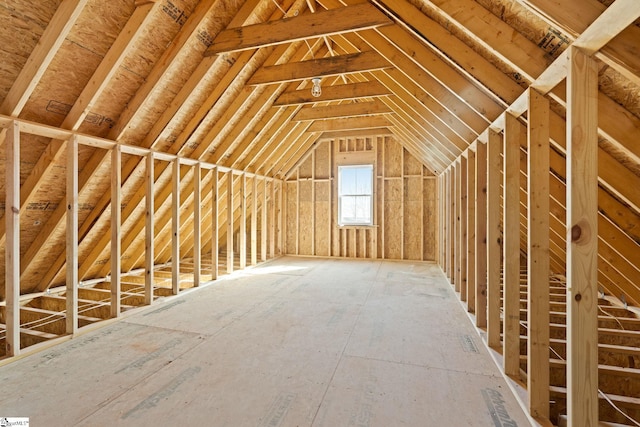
0 0 638 301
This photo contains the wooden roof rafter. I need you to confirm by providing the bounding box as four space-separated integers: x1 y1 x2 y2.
328 31 464 170
227 103 296 169
370 0 520 115
205 39 328 164
273 131 323 178
386 109 449 172
223 63 350 169
262 122 316 176
238 105 303 171
32 0 306 291
421 0 640 166
516 0 640 87
107 0 220 141
360 27 491 135
0 0 91 116
236 74 345 172
188 37 332 169
380 95 454 170
373 70 466 158
129 0 299 152
17 2 162 288
26 3 272 289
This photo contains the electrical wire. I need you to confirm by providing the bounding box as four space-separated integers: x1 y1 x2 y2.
599 305 626 330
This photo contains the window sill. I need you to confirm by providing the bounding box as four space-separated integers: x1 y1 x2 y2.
337 224 378 230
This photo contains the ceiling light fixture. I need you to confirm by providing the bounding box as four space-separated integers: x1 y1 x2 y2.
311 78 322 97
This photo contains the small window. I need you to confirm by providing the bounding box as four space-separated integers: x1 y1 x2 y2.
338 165 373 226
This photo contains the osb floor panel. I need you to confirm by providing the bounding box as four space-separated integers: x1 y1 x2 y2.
0 257 532 426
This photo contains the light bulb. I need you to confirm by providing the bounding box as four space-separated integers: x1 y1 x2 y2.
311 78 322 97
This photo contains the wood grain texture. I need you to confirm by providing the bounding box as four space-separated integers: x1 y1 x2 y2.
527 88 550 420
145 154 155 305
502 113 522 377
475 141 488 328
66 137 79 335
486 129 502 349
566 46 599 427
206 3 391 54
5 121 20 355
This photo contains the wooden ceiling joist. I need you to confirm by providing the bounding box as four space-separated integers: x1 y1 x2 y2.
306 115 392 132
317 128 393 140
205 41 327 164
274 80 390 105
205 2 392 55
247 50 391 85
292 99 391 121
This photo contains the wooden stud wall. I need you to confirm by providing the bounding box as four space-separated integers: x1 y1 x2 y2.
0 117 282 359
283 135 437 260
434 10 640 422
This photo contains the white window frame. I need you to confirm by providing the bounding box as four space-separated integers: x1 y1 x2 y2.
338 164 374 226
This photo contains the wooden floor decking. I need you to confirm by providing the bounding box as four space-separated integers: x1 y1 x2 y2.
0 257 532 426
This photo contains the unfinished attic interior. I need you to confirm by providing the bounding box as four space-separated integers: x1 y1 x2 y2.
0 0 639 425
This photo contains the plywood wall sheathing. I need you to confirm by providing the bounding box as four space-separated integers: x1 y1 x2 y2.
284 135 436 261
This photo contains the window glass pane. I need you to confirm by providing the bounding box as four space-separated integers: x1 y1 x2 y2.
340 168 356 195
355 196 371 223
340 196 356 223
338 165 373 225
355 167 372 194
